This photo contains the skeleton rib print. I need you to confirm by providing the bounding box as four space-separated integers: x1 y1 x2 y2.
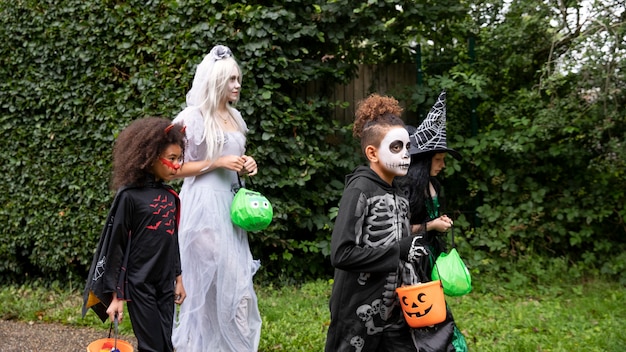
356 193 408 248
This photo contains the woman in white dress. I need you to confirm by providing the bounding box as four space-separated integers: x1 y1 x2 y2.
171 45 262 352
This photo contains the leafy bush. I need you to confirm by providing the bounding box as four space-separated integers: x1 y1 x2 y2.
397 0 626 283
0 0 367 283
1 0 625 286
459 1 625 282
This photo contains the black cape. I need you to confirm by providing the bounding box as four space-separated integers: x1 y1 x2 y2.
81 186 134 322
81 183 182 322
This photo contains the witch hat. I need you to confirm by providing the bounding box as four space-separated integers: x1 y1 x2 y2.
409 90 462 160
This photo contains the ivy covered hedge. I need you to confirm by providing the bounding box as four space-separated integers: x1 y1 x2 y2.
0 0 365 283
1 0 470 284
1 0 625 285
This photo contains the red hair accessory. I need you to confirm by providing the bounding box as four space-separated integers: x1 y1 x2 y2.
164 124 186 134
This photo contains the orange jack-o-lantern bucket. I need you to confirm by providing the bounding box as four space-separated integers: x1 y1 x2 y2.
87 338 134 352
396 280 446 328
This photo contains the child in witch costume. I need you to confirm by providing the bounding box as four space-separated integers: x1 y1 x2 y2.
82 117 187 352
397 91 469 351
325 94 429 352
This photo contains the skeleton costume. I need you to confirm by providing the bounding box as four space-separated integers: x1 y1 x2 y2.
325 166 424 352
82 178 182 352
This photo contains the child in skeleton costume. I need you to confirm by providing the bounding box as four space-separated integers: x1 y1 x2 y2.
82 117 187 352
325 94 429 352
397 91 469 352
171 45 262 352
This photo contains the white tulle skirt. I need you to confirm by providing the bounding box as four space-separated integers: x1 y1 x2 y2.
172 170 261 352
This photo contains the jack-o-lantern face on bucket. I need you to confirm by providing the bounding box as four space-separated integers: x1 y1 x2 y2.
395 281 446 328
400 292 432 317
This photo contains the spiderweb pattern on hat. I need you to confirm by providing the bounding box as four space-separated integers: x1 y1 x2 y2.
410 90 462 160
412 90 448 153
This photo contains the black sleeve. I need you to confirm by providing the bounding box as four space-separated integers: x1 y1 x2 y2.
105 191 132 298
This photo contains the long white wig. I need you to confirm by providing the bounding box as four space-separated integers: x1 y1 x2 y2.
186 45 247 162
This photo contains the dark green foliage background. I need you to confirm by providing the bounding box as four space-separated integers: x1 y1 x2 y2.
1 0 625 285
0 0 355 283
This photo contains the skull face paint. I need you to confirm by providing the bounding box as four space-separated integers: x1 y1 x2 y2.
378 127 410 177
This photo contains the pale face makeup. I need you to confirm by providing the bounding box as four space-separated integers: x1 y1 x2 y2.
378 127 411 177
226 64 241 103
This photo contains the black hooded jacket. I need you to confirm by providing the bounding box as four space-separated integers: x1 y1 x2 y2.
326 166 418 351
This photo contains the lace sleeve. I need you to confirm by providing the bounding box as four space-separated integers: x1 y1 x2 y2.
173 106 206 162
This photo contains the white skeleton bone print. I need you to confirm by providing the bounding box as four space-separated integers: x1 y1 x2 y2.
355 193 409 248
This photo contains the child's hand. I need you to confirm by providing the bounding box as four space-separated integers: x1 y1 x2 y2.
217 155 246 172
174 277 186 305
430 215 453 232
106 295 124 323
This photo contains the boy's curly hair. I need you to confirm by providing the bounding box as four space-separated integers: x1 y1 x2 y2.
353 93 405 154
111 117 186 190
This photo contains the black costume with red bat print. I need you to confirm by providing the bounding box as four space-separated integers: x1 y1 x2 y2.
83 178 182 351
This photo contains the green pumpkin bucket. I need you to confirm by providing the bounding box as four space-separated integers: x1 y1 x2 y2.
230 184 273 232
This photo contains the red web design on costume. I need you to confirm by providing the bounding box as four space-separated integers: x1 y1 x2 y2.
147 194 176 235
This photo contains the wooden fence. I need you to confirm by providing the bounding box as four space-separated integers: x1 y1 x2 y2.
303 63 419 124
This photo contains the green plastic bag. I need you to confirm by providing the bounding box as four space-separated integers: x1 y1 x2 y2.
230 187 273 232
431 248 472 296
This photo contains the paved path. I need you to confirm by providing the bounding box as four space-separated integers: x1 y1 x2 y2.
0 319 137 352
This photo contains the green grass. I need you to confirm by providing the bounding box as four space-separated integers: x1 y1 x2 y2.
1 277 624 351
448 281 626 351
257 280 330 351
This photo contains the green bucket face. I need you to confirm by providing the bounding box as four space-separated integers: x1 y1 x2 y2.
230 188 273 232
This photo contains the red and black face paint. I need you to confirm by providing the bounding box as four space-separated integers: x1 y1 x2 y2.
160 157 182 170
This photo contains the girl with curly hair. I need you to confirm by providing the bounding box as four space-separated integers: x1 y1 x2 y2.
325 94 430 352
83 117 187 352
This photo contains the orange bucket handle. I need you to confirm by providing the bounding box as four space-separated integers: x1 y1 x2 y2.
87 314 134 352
